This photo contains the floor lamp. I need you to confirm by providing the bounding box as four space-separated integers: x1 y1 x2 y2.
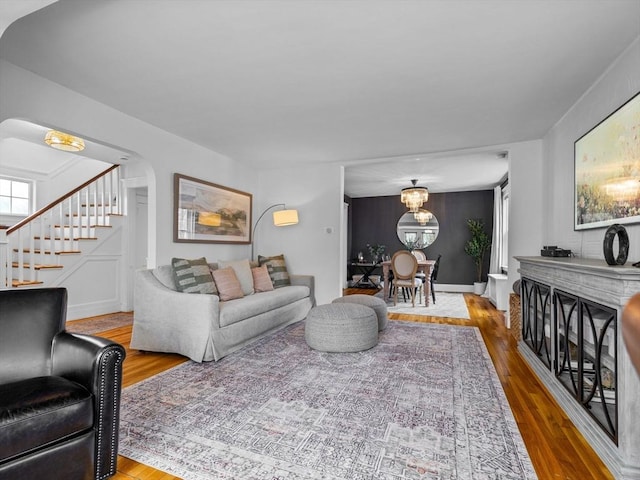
251 203 299 260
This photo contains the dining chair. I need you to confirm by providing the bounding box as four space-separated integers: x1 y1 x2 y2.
391 251 422 307
411 249 428 285
430 254 442 304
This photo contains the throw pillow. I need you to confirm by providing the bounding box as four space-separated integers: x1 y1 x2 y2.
211 267 244 301
171 257 217 294
218 258 254 295
258 254 291 288
251 265 274 292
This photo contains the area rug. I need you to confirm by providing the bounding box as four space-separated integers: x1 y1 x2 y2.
66 312 133 335
119 321 536 479
375 291 471 319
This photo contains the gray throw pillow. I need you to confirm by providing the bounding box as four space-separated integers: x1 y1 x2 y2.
172 257 217 294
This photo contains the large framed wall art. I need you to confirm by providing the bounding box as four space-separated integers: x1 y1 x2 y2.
173 173 252 244
575 91 640 230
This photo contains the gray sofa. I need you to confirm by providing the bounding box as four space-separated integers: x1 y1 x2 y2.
131 263 315 362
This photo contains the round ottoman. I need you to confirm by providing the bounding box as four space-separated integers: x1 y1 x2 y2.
305 303 378 353
332 294 388 331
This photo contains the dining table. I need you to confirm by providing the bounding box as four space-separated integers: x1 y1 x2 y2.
382 259 436 306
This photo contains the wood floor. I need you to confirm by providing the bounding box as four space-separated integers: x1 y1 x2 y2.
90 291 613 480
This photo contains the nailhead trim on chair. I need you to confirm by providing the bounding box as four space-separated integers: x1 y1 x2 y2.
96 347 124 480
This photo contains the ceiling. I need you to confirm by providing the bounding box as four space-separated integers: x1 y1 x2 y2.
1 0 639 196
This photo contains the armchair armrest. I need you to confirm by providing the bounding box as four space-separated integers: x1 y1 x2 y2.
290 274 315 306
52 332 125 479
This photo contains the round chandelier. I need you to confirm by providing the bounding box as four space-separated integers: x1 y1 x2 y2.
401 179 429 213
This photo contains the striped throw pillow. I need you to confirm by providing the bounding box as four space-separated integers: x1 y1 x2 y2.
171 257 217 294
258 254 290 288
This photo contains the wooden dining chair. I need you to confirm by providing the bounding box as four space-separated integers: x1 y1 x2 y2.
391 251 422 307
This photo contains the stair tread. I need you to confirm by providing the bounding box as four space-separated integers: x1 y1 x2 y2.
11 280 44 287
13 249 81 255
54 224 112 228
66 213 120 217
34 236 98 240
12 262 63 270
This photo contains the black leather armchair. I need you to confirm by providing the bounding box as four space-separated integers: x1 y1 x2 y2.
0 288 126 480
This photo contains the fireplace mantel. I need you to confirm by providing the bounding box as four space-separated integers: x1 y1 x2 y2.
516 256 640 479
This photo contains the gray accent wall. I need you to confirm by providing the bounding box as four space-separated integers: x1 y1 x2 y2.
347 190 494 285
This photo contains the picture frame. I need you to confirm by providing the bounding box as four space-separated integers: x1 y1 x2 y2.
575 91 640 230
173 173 252 244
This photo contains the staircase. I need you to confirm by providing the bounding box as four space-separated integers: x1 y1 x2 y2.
1 165 124 289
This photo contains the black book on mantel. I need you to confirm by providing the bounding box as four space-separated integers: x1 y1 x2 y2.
541 246 572 257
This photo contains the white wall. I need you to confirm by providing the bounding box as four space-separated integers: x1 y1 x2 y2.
543 38 640 261
507 140 545 289
256 163 344 305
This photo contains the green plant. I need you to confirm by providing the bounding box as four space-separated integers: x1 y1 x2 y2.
366 243 385 261
403 239 422 251
464 219 491 283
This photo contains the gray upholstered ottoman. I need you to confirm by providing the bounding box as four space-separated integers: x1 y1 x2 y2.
305 303 378 353
332 294 388 331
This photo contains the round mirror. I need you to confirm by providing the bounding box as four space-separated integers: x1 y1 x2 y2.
396 210 439 248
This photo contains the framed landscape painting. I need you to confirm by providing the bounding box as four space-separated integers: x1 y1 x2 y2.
575 91 640 230
174 173 252 244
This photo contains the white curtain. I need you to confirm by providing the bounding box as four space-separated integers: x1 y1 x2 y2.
489 185 502 275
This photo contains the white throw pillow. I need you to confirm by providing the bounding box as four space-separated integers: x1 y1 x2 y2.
218 258 255 295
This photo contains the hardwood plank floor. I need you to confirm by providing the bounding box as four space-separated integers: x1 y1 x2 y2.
94 291 612 479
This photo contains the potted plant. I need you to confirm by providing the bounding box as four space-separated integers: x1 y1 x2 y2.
464 219 491 294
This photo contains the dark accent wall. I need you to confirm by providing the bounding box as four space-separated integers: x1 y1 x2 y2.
348 190 494 285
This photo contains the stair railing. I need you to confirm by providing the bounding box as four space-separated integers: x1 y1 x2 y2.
1 165 122 288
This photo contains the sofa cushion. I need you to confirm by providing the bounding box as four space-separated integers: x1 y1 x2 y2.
258 254 291 288
0 376 93 463
252 265 274 293
218 259 254 295
171 257 217 294
212 267 244 301
219 285 310 327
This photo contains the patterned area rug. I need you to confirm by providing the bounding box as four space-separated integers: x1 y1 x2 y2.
375 291 471 319
119 321 536 479
66 312 133 335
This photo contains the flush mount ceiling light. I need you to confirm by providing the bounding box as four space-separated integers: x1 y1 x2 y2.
44 130 85 152
401 179 429 213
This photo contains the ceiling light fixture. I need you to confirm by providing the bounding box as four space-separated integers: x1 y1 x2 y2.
401 179 429 213
414 208 433 225
44 130 85 152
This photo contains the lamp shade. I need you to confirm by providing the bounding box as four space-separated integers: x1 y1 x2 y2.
44 130 85 152
273 209 299 226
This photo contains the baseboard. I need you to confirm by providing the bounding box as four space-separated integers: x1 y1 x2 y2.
436 284 474 293
67 300 122 321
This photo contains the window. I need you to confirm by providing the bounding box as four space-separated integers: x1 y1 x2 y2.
0 177 32 216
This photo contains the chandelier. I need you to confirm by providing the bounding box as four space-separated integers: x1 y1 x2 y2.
401 179 429 213
414 208 433 225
